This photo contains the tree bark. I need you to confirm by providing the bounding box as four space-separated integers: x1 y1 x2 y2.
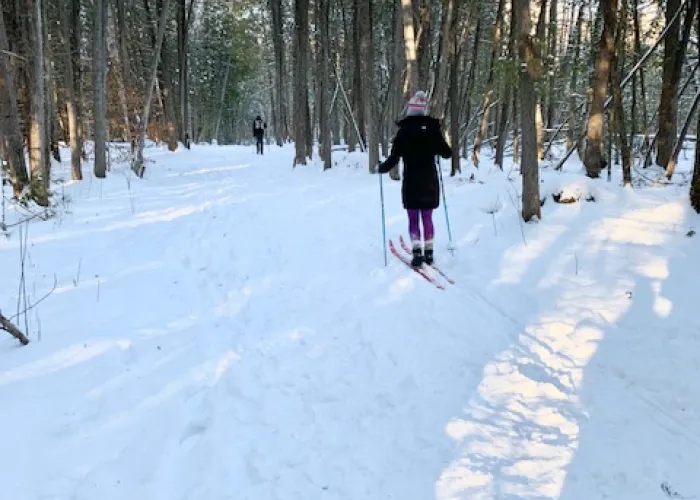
71 0 85 160
431 0 456 120
583 0 617 178
177 0 195 147
473 0 505 167
495 6 516 169
610 5 631 186
690 95 700 212
665 88 700 180
535 0 547 160
93 0 108 178
0 8 29 196
448 0 460 176
360 0 379 171
657 0 696 167
154 0 178 151
632 0 650 159
26 0 49 204
352 0 366 148
292 0 311 166
546 0 558 130
317 0 332 169
268 0 288 145
213 60 231 142
108 1 131 143
132 0 171 177
402 0 418 97
567 5 584 153
514 0 541 221
416 0 432 91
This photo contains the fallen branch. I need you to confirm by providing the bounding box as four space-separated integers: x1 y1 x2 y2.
0 310 29 345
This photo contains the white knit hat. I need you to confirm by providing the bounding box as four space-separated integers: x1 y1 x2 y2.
406 91 428 116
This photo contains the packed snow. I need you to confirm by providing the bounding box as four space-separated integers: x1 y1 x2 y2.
1 141 699 500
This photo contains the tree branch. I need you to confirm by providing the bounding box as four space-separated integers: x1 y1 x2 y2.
0 311 29 345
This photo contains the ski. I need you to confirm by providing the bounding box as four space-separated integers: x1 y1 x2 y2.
388 239 445 290
399 235 455 285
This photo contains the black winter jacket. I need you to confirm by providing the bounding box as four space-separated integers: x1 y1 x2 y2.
377 115 452 209
253 118 266 136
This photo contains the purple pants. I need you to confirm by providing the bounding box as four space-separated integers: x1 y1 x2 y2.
408 209 434 247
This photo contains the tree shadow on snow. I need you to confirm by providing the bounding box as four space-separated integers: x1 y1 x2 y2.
433 186 700 499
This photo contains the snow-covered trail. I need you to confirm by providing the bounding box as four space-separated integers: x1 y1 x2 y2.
1 144 699 500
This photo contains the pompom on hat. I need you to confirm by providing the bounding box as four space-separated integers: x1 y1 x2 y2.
406 90 428 116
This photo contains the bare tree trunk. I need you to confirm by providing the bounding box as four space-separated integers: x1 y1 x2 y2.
460 16 481 155
43 4 61 166
213 60 232 142
93 0 108 178
611 5 631 186
666 89 700 180
431 0 456 120
513 0 541 221
402 0 418 96
448 0 460 176
114 0 132 83
352 0 366 148
495 7 516 169
0 10 29 195
269 0 287 145
566 5 583 152
583 0 617 178
26 0 49 204
360 0 379 171
546 0 558 130
71 0 85 160
632 0 650 158
341 4 357 152
177 0 195 148
513 0 541 222
690 95 700 212
473 0 505 166
154 0 178 152
657 0 696 167
133 0 171 177
416 0 432 91
292 0 311 166
317 0 332 169
108 2 131 143
535 0 547 160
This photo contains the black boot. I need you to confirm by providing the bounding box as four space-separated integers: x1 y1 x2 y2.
424 239 434 265
424 248 434 266
411 246 424 268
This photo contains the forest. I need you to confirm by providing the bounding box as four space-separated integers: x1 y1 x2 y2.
3 2 700 495
2 0 700 216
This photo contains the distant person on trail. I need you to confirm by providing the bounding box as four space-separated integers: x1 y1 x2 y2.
377 90 452 268
253 115 267 154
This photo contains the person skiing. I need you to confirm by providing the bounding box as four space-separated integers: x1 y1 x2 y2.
377 90 452 268
252 115 267 154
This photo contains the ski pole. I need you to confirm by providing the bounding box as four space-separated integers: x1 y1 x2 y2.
437 156 454 254
379 171 388 266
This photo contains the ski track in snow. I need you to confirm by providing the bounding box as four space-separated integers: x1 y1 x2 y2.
1 143 700 499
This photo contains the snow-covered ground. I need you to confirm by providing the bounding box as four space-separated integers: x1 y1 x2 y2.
1 142 699 500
